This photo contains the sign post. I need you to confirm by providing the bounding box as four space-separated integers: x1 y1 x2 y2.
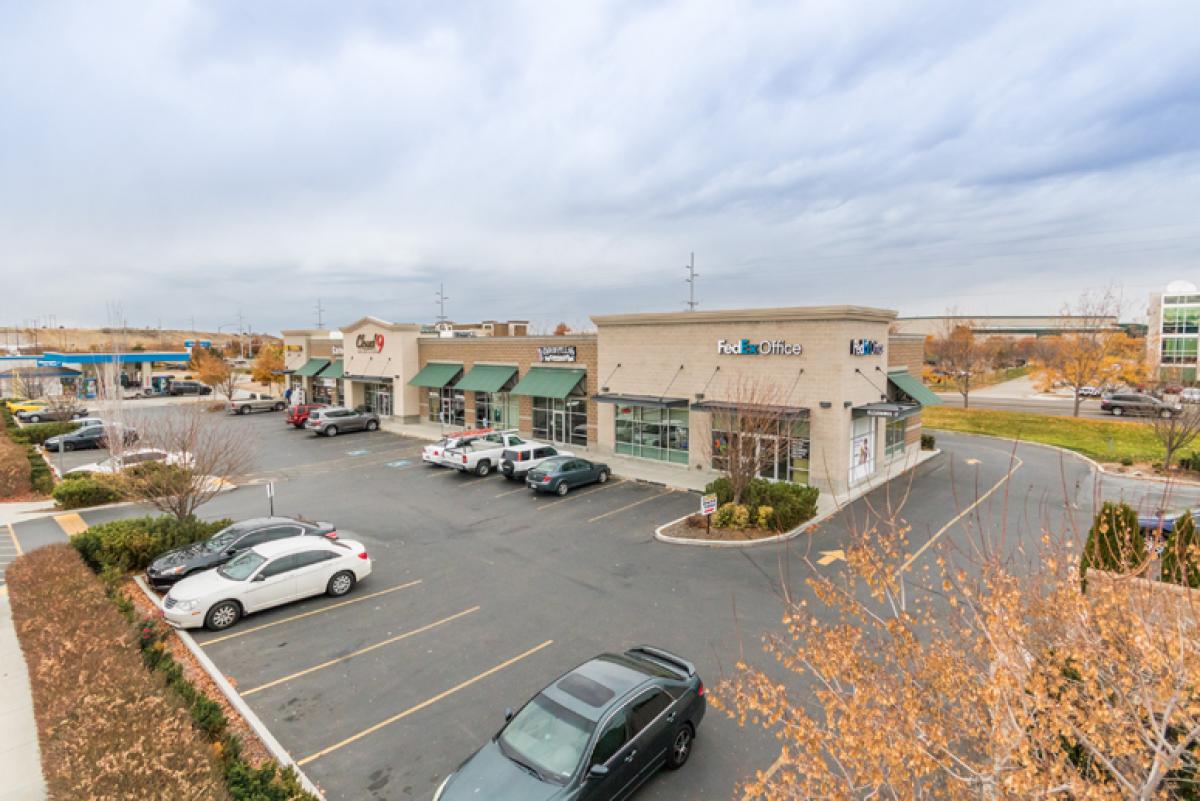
266 482 275 517
701 493 718 535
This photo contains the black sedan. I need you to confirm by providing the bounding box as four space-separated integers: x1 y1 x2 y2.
434 646 705 801
145 517 337 589
17 406 88 423
43 424 137 452
526 456 611 496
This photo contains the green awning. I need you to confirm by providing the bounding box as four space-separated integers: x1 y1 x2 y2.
511 367 586 399
888 370 941 406
323 359 345 380
293 358 330 378
455 364 518 393
408 362 462 388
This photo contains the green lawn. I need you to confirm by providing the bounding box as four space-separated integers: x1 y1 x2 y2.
923 406 1165 463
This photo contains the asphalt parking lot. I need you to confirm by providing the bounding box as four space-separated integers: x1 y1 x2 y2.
18 409 1200 801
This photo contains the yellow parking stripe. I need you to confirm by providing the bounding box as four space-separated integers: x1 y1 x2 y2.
5 523 22 556
587 489 676 523
53 513 88 537
297 639 554 766
201 580 423 646
536 480 626 511
241 606 480 696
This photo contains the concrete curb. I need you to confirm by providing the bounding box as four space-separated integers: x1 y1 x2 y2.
131 576 326 801
654 449 943 548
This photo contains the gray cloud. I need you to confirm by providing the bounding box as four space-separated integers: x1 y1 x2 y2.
1 0 1198 333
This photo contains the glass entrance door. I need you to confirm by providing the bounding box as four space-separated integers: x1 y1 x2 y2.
376 391 392 417
551 408 567 443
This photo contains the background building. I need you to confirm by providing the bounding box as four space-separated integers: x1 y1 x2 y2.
894 314 1128 339
1147 280 1200 382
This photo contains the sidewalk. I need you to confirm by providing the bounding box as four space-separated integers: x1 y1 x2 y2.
0 502 56 528
0 592 46 801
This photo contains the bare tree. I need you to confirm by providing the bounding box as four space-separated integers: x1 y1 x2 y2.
927 314 993 408
120 404 255 519
1153 403 1200 471
711 376 789 504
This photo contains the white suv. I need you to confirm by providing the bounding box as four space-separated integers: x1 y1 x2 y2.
499 443 574 480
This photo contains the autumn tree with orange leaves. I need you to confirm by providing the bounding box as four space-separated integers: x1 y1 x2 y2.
713 498 1200 800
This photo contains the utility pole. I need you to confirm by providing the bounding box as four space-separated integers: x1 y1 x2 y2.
684 252 699 311
315 298 326 329
436 283 450 324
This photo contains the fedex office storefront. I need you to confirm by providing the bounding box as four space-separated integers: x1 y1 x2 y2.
591 306 937 497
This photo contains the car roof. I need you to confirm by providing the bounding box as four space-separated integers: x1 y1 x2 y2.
252 536 335 559
539 654 661 723
219 517 318 535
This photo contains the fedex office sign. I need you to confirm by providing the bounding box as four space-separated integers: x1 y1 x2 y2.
717 339 803 357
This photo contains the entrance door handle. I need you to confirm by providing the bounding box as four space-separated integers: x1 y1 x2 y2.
623 749 638 764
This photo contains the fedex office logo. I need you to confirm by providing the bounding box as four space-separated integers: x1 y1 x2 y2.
850 338 884 356
717 339 803 356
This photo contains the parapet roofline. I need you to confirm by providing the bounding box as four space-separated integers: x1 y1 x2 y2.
591 305 897 327
338 316 424 333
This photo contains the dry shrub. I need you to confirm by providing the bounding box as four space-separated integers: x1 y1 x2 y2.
6 545 230 801
0 431 32 497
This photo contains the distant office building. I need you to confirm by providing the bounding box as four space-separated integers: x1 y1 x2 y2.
1148 281 1200 382
893 315 1128 339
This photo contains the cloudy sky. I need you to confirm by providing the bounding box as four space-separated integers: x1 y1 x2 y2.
2 1 1198 334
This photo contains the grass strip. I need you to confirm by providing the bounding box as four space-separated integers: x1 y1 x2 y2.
923 406 1165 463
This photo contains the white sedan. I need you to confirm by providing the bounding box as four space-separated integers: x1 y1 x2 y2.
65 448 191 476
161 537 372 631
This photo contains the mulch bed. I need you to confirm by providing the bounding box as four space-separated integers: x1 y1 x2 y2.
660 517 798 543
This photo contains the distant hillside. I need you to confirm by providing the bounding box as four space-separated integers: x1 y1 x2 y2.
0 327 279 354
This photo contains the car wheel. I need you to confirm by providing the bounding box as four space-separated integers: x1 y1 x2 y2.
666 724 694 769
1161 410 1173 419
476 460 491 477
597 469 610 484
1112 407 1124 416
274 402 286 411
62 442 74 452
366 420 379 431
325 426 338 437
240 405 251 415
204 600 242 631
28 415 40 423
294 422 304 429
556 481 569 496
327 570 356 597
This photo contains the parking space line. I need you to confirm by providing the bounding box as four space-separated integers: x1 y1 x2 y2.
297 639 554 766
53 513 88 537
242 606 480 697
426 470 459 479
587 489 676 523
493 484 529 498
536 480 626 511
201 580 423 646
5 523 21 556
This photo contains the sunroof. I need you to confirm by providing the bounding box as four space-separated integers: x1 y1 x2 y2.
556 673 616 707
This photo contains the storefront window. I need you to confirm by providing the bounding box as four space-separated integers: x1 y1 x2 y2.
850 416 876 484
710 416 808 484
427 388 441 423
616 406 689 465
532 397 589 446
475 391 518 430
885 418 906 457
362 382 394 416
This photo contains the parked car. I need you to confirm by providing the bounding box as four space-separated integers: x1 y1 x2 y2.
500 443 574 480
227 394 287 415
6 399 47 414
1077 386 1102 398
161 536 371 630
433 646 705 801
65 448 192 477
1099 393 1182 418
422 428 494 466
304 406 380 437
527 456 611 495
146 517 338 590
168 380 212 396
1181 388 1200 404
285 403 328 428
70 416 105 429
16 404 88 423
43 423 138 452
444 431 529 476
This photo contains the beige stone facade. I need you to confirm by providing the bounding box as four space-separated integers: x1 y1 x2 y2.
339 317 424 420
591 306 918 497
280 329 344 404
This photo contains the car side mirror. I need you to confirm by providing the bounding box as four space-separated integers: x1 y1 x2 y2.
252 573 266 582
504 707 514 722
225 549 238 556
588 764 609 780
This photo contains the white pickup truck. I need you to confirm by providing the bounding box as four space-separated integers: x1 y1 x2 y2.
444 431 530 476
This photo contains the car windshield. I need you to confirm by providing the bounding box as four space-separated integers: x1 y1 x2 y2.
204 529 240 553
217 549 266 580
497 694 594 784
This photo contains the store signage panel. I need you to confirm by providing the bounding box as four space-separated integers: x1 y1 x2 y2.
539 345 577 363
716 338 803 356
850 338 884 356
331 346 344 355
355 333 385 353
284 344 303 352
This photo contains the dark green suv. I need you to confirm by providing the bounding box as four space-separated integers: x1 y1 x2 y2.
434 647 705 801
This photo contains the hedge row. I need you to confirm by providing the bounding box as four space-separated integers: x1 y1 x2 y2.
704 477 820 532
6 545 232 799
52 473 125 509
72 514 231 574
8 421 78 445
